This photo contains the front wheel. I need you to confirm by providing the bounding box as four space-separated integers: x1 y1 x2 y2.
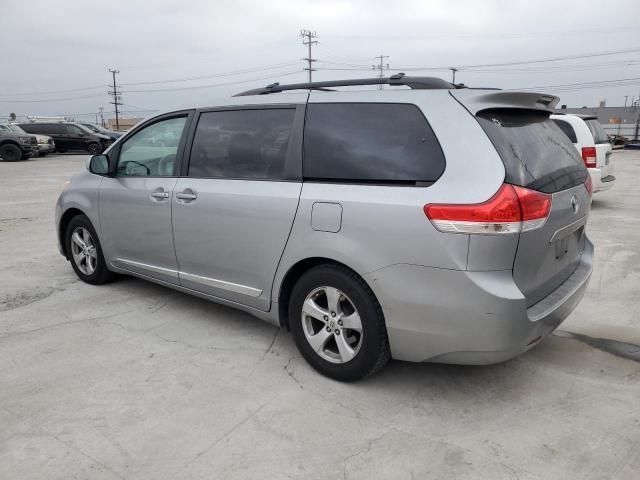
65 214 114 285
289 264 390 381
87 143 102 155
0 144 22 162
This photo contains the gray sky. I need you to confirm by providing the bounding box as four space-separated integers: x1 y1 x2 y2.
1 0 639 122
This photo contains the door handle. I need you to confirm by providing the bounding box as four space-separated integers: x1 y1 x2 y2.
176 190 197 201
150 191 169 199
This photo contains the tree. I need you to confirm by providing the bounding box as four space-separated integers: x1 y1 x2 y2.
9 113 16 121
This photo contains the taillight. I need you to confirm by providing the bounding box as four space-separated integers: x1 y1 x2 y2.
581 147 597 168
424 184 551 235
585 175 593 197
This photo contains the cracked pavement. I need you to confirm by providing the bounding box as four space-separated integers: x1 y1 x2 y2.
1 153 640 479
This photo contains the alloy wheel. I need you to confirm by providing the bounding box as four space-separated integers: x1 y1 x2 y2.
70 226 97 275
301 286 363 364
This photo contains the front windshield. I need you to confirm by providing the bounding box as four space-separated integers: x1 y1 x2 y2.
82 123 101 133
76 124 99 135
2 124 26 134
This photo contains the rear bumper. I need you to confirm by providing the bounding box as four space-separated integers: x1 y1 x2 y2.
366 239 593 364
589 168 616 193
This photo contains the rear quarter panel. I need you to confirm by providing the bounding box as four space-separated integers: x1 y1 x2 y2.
272 90 507 301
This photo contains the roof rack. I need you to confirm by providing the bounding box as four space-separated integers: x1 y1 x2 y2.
234 73 459 96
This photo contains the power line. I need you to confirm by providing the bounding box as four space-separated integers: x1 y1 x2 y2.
300 29 318 83
124 70 301 93
119 62 300 86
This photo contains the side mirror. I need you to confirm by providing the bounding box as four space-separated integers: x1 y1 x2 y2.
89 154 110 175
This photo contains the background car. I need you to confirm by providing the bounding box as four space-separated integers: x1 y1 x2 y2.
0 123 55 156
17 122 112 155
79 123 124 141
0 129 36 161
551 113 615 193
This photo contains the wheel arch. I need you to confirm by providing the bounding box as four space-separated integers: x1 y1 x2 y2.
276 257 380 329
59 207 87 259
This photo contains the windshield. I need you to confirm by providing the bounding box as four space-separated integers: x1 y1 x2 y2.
585 119 609 144
82 123 101 133
1 124 26 134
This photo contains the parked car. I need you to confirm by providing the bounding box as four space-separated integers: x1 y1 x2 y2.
551 114 615 193
79 123 124 141
18 122 112 155
0 129 36 161
56 75 593 381
0 123 55 156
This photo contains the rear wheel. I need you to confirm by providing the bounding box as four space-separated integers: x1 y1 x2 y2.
87 143 102 155
289 264 390 381
65 215 114 285
21 153 31 160
0 144 22 162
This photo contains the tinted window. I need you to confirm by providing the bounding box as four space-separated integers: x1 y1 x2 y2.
552 119 577 143
19 123 44 134
585 119 608 144
477 109 587 193
188 109 295 179
117 116 187 177
65 125 83 135
303 103 445 183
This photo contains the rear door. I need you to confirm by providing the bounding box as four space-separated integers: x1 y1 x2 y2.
474 108 590 306
171 105 304 311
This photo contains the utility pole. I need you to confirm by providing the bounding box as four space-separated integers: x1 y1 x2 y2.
98 107 104 127
300 29 318 83
449 67 458 84
372 55 389 89
108 69 122 130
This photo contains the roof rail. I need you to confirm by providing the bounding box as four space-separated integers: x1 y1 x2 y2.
234 73 459 96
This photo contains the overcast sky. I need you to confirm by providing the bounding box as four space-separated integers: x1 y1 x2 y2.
1 0 639 122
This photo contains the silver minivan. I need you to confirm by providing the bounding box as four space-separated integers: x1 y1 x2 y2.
56 75 593 380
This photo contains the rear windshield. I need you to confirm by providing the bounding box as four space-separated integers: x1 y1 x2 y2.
477 109 587 193
585 119 609 144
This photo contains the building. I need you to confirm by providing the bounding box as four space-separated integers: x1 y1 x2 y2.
105 117 144 131
556 104 640 139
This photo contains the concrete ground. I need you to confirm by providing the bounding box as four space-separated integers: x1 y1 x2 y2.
1 152 639 479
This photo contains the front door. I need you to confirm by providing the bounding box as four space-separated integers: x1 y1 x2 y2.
172 106 304 311
99 113 192 284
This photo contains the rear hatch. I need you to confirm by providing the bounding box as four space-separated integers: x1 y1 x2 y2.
452 91 590 307
585 118 614 178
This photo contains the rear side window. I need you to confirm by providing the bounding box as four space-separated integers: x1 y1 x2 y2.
477 109 587 193
585 119 608 144
303 103 445 183
188 109 295 180
552 119 577 143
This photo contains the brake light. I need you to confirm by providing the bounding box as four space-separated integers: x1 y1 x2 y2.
581 147 597 168
424 184 551 235
585 175 593 197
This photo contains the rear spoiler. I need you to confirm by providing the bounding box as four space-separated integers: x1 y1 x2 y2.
450 90 559 115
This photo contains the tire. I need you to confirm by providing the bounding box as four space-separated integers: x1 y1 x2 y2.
40 152 48 157
289 264 390 381
87 143 102 155
0 144 22 162
65 214 114 285
21 153 31 160
57 149 66 154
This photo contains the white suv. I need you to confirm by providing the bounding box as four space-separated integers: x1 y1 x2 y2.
551 113 615 193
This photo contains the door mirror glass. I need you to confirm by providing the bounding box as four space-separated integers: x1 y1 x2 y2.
89 154 109 175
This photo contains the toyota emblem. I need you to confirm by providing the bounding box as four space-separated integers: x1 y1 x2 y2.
571 195 579 214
